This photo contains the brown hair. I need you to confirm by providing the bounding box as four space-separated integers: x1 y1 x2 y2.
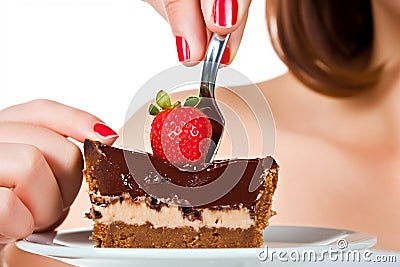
266 0 381 97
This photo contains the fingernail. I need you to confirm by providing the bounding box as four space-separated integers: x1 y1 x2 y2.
220 45 231 65
93 123 119 139
176 36 190 62
213 0 238 28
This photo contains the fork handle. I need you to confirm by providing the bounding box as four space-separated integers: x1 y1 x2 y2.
200 33 231 98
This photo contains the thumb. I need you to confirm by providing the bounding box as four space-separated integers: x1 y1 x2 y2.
201 0 252 65
202 0 252 34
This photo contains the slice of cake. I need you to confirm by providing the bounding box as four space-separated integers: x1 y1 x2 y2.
84 139 278 248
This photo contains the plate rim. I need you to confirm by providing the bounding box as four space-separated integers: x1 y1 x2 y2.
16 225 377 260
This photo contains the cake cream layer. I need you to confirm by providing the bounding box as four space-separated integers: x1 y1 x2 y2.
92 196 254 231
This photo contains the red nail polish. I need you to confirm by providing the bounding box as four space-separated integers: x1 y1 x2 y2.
220 45 231 65
213 0 238 28
176 36 190 62
93 123 118 139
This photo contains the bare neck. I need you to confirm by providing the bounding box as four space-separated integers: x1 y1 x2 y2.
371 0 400 69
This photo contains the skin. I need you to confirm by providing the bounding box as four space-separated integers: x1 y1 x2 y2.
259 0 400 250
0 100 118 266
264 0 400 250
1 0 400 265
146 0 252 65
142 0 400 250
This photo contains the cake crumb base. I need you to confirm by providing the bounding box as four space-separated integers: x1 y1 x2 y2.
92 222 263 248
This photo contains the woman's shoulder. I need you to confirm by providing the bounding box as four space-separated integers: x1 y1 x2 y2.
258 72 293 91
257 72 311 106
257 73 312 128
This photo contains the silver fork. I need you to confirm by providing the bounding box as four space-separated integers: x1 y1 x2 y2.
197 33 230 162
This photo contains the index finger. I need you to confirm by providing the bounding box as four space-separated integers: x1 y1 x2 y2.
0 99 118 145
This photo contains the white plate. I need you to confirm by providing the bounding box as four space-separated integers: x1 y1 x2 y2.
16 226 376 267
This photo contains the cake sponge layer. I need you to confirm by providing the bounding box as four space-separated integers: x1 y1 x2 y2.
93 222 261 248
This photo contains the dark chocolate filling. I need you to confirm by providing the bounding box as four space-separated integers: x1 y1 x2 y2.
180 207 203 221
146 197 163 212
84 140 277 210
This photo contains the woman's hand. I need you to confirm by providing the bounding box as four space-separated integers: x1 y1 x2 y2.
0 99 118 244
146 0 252 65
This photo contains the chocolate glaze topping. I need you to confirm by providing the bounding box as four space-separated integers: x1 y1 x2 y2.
84 139 277 209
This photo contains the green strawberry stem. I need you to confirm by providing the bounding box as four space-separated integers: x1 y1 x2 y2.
156 90 180 109
156 90 171 109
149 90 202 116
183 96 200 107
148 104 160 115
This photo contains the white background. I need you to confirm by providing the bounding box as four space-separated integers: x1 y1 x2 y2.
0 0 286 130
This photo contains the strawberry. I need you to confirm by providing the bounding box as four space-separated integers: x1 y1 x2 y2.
149 90 212 165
